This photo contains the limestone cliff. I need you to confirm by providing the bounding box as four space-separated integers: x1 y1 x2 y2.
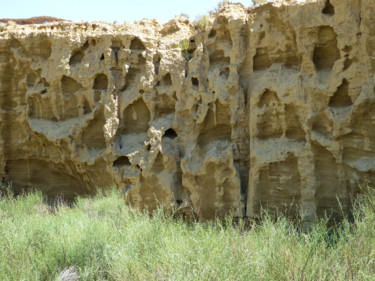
0 0 373 220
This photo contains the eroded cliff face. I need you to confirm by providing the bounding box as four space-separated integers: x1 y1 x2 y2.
0 0 373 220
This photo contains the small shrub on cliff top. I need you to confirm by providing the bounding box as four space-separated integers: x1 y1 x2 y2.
195 15 209 30
252 0 268 5
214 0 231 12
179 13 189 19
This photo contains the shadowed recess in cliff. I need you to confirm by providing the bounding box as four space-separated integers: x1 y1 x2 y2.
209 49 230 66
254 153 301 217
28 76 90 121
5 159 88 199
121 99 150 134
69 41 89 66
113 156 131 167
253 48 272 71
329 79 352 108
130 37 146 50
198 101 232 148
313 26 340 71
93 73 108 90
285 104 305 140
322 0 335 15
256 89 283 139
81 107 106 150
313 144 348 218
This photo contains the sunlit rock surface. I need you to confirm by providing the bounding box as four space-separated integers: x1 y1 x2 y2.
0 0 373 220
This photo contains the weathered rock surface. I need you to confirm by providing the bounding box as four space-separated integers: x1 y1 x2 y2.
0 0 374 220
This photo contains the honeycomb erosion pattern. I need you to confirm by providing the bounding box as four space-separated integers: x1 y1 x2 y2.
0 0 374 221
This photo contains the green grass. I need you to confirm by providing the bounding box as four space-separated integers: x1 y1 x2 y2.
1 189 375 280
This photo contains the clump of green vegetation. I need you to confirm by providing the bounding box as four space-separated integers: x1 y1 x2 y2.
195 15 209 30
1 188 375 280
252 0 268 5
0 25 4 32
179 13 189 19
214 0 231 12
178 39 190 61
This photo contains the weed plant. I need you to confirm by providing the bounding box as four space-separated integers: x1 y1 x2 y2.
1 188 375 280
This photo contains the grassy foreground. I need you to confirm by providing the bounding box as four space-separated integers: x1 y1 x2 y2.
1 190 375 281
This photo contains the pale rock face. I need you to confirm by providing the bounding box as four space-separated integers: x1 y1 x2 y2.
0 0 373 220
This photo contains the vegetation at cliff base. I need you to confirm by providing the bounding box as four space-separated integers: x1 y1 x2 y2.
1 189 375 280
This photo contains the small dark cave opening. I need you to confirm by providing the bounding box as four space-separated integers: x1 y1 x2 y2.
192 77 199 87
113 156 130 167
163 128 178 139
322 0 334 15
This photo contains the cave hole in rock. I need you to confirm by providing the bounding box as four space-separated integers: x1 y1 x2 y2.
313 26 340 71
209 29 217 38
93 73 108 90
256 90 284 139
69 51 84 65
285 104 305 140
343 58 352 71
122 99 150 134
61 76 81 94
100 54 104 60
198 102 232 147
153 54 161 75
162 73 172 85
209 49 230 65
187 38 197 55
176 199 183 206
81 108 107 150
130 37 146 50
6 159 87 199
322 0 335 15
329 79 352 107
192 77 199 86
163 128 178 139
111 39 122 50
253 48 271 71
113 156 131 167
147 144 151 151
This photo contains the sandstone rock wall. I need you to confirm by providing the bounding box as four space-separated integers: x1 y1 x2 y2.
0 0 374 220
